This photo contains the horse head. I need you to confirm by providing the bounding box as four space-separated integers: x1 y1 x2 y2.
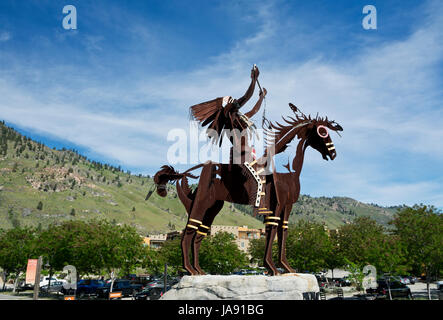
264 103 343 164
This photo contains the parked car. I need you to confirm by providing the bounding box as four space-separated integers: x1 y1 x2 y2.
145 275 179 288
133 286 171 300
145 280 163 288
234 269 259 275
315 274 329 287
127 275 152 288
16 282 34 292
169 276 181 286
366 279 413 300
256 267 267 275
76 279 106 296
96 280 143 298
397 276 410 285
333 277 351 287
406 276 417 284
40 281 65 294
39 276 65 288
436 280 443 291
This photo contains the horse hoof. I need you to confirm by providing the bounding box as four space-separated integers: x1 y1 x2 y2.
184 266 199 276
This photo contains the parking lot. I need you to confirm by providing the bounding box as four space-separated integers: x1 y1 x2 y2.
324 281 440 300
1 278 440 300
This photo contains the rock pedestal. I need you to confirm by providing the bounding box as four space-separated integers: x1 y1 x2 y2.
160 274 319 300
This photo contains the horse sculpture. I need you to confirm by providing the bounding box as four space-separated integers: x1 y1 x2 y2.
153 103 343 276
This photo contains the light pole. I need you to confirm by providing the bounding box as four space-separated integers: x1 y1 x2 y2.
33 256 42 300
163 264 167 296
45 261 51 293
384 273 392 300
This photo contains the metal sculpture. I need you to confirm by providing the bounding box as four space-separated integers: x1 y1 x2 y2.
188 65 270 216
153 69 343 276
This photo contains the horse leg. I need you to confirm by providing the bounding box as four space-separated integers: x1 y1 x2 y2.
181 226 199 275
263 204 283 276
181 164 213 276
277 205 296 273
191 200 224 275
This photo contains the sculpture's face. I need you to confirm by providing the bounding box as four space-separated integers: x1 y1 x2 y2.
222 96 233 107
306 122 342 161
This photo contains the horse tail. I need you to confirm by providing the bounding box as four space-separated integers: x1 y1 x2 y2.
152 164 203 199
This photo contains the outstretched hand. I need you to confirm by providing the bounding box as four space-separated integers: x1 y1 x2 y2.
260 87 267 97
251 65 260 79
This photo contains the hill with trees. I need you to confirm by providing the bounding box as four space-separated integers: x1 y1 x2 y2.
0 121 403 234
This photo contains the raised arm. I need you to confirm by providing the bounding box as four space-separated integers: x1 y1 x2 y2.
237 66 260 107
244 88 267 119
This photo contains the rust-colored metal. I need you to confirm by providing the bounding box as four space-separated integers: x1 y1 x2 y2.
154 76 343 276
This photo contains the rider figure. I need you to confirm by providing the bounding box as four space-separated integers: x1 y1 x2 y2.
190 65 266 165
190 65 268 212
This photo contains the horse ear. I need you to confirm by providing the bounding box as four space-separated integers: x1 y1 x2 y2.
331 122 343 131
289 103 298 113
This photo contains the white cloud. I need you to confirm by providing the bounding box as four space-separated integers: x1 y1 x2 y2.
0 31 11 42
0 0 442 206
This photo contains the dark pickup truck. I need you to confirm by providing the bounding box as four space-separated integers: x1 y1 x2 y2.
96 280 143 298
76 279 106 296
366 279 413 300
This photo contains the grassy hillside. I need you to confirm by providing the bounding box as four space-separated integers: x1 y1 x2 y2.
0 121 402 234
288 195 401 229
0 121 263 234
235 195 401 230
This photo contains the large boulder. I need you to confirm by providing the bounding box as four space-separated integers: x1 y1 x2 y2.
161 274 319 300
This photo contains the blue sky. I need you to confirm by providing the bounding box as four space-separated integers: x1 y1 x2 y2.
0 0 442 208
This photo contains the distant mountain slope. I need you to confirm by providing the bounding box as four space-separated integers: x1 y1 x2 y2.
234 195 402 230
0 121 263 234
288 195 401 229
0 121 402 233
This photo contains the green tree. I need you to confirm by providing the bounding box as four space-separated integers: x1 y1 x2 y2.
390 205 443 299
248 237 278 267
72 221 112 277
199 232 249 275
375 234 408 275
141 246 164 275
336 217 409 277
285 220 332 273
324 230 345 279
158 232 249 275
37 223 75 284
7 208 20 229
337 217 385 268
158 239 183 274
0 227 39 292
345 259 366 292
105 223 145 277
37 220 146 279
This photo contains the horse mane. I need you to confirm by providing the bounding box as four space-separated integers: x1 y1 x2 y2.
264 103 341 156
264 109 311 155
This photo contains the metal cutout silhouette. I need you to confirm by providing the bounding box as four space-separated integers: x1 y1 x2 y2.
153 69 343 276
